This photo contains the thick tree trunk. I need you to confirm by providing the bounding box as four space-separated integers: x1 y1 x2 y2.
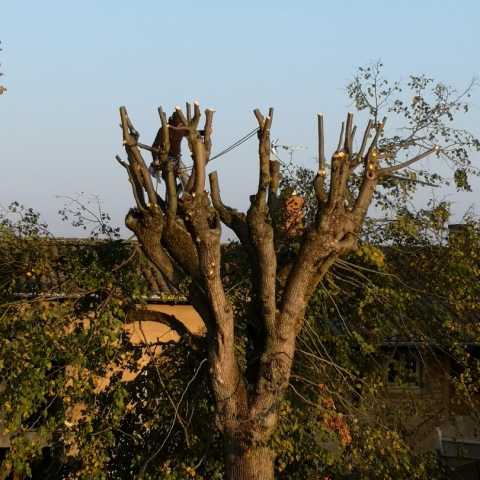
225 443 275 480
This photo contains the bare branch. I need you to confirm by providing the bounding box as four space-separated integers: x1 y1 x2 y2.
192 101 201 128
137 142 159 154
328 115 354 208
351 125 357 147
158 106 171 162
174 104 208 194
357 119 374 161
191 140 207 195
314 113 327 204
174 105 189 127
115 154 128 170
317 113 326 172
378 146 439 176
120 106 158 207
116 155 147 212
209 171 249 244
253 108 274 204
253 108 265 126
269 160 280 195
337 121 345 151
366 116 387 157
344 112 354 154
165 160 177 224
119 106 133 146
204 108 215 158
247 108 277 338
352 136 384 223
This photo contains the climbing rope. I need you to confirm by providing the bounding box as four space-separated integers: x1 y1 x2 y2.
175 127 260 172
209 127 259 162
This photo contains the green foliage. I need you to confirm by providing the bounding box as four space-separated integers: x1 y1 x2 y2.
2 200 479 479
0 205 133 478
347 62 480 208
280 205 480 479
0 204 223 479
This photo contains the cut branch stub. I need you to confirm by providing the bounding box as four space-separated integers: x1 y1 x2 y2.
157 106 170 162
253 108 274 203
359 120 373 157
209 171 250 245
328 114 355 209
378 145 440 177
314 113 327 204
173 102 216 195
119 106 136 147
204 108 215 158
344 112 354 154
119 106 158 209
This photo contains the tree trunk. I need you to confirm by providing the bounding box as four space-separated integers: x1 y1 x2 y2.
225 443 275 480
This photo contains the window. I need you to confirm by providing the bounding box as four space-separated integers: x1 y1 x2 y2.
387 348 422 388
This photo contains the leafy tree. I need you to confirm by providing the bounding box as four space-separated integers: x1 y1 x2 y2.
0 204 218 480
0 203 144 479
276 197 480 479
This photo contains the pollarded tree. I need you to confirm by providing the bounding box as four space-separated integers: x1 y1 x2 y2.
116 74 478 479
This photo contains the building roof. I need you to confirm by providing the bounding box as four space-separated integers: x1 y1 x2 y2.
0 237 187 303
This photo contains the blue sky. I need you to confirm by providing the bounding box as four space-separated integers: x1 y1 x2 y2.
1 1 479 235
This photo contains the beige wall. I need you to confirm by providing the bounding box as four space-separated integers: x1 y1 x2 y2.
0 304 206 449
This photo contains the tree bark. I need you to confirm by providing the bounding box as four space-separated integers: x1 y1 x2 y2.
225 441 275 480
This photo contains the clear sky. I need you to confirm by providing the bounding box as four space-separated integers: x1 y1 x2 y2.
1 1 479 236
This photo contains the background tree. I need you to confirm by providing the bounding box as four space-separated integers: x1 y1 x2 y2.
0 203 145 479
2 203 480 479
114 64 479 479
272 196 480 479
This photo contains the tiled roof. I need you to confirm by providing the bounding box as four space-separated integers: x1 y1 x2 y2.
1 237 186 303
